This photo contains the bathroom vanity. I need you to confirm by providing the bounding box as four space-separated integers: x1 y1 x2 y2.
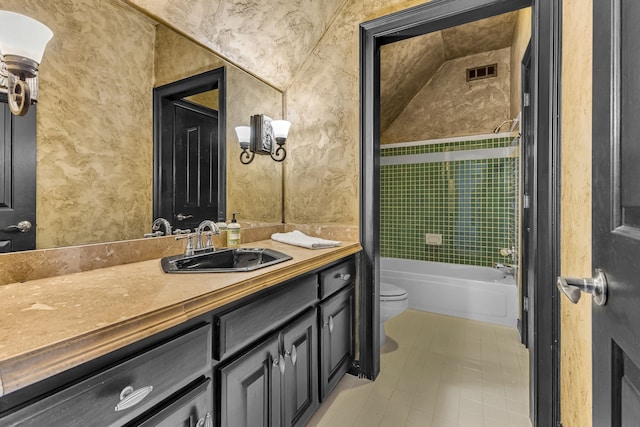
0 240 360 426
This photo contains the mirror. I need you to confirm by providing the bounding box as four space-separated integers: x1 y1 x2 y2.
2 0 283 249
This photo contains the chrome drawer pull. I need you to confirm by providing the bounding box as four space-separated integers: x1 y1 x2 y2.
338 273 351 281
114 385 153 412
285 345 297 366
196 413 213 427
272 354 286 375
323 316 335 333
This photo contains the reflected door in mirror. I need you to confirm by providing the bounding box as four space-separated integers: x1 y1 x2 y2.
154 68 226 231
173 100 219 230
0 97 36 252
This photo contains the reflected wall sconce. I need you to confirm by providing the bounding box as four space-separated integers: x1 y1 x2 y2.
235 114 291 165
0 11 53 116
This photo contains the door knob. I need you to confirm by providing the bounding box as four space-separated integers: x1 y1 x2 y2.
5 220 32 233
556 268 608 306
176 213 193 221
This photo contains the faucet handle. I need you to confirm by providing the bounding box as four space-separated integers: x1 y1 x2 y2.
199 230 216 250
173 228 191 235
176 233 195 256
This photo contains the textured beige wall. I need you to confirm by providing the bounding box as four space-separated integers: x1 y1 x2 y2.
0 0 285 250
126 0 346 90
560 0 593 425
380 33 445 134
283 0 427 225
2 0 156 249
382 48 511 144
510 8 531 119
154 26 284 223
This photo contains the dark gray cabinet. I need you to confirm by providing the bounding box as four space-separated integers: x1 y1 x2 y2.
131 376 213 427
319 285 355 401
219 335 282 427
0 323 212 427
219 308 318 427
0 255 358 427
281 309 319 426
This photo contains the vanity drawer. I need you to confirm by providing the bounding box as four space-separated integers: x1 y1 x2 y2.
319 258 356 300
2 323 211 427
214 274 318 360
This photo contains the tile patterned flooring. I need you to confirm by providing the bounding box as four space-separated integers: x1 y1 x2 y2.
307 310 532 427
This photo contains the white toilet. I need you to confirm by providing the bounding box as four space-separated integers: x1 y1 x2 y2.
380 282 409 346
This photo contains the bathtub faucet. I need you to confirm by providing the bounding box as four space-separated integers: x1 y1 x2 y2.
493 262 517 275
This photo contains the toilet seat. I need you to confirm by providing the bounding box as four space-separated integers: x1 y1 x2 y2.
381 282 407 301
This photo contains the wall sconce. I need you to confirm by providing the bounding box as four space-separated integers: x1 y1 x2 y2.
0 11 53 116
235 115 291 164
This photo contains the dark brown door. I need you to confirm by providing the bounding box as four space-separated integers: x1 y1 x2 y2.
172 100 219 230
0 97 36 252
592 0 640 425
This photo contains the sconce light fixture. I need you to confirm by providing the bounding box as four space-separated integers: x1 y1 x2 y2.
0 11 53 116
235 115 291 165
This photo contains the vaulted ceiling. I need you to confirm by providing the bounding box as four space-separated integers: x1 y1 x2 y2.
128 0 517 124
380 12 518 133
128 0 347 90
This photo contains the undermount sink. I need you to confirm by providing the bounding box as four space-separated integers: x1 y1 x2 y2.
161 247 292 273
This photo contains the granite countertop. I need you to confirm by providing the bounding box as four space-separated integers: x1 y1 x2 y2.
0 240 362 397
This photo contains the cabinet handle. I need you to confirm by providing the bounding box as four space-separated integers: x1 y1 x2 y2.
285 344 297 366
323 316 335 333
272 354 286 375
338 273 351 281
196 413 213 427
114 385 153 412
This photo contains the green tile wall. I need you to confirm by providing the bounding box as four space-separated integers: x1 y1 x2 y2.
380 137 518 267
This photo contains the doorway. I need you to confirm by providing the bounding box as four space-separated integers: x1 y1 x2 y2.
359 1 561 426
0 95 36 251
153 68 226 231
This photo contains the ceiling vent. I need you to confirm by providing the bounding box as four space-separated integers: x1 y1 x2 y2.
466 63 497 81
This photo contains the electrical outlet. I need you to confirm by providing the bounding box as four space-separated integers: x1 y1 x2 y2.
425 233 442 245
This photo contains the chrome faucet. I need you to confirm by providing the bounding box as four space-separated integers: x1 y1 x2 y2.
493 262 518 275
195 220 220 252
144 217 172 238
152 218 172 236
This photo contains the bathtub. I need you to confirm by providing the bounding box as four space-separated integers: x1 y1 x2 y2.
380 258 518 328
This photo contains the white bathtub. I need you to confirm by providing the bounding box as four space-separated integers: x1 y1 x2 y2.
380 258 518 327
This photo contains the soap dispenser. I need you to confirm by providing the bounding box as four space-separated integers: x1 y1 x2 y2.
227 212 241 248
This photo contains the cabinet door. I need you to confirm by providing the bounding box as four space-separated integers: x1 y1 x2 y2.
281 309 319 427
319 285 354 401
220 336 282 427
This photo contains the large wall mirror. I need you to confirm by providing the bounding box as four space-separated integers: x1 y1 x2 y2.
1 0 284 250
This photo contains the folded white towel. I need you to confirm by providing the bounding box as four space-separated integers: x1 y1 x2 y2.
271 230 341 249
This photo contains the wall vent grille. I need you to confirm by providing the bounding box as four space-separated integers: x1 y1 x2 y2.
466 63 498 81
